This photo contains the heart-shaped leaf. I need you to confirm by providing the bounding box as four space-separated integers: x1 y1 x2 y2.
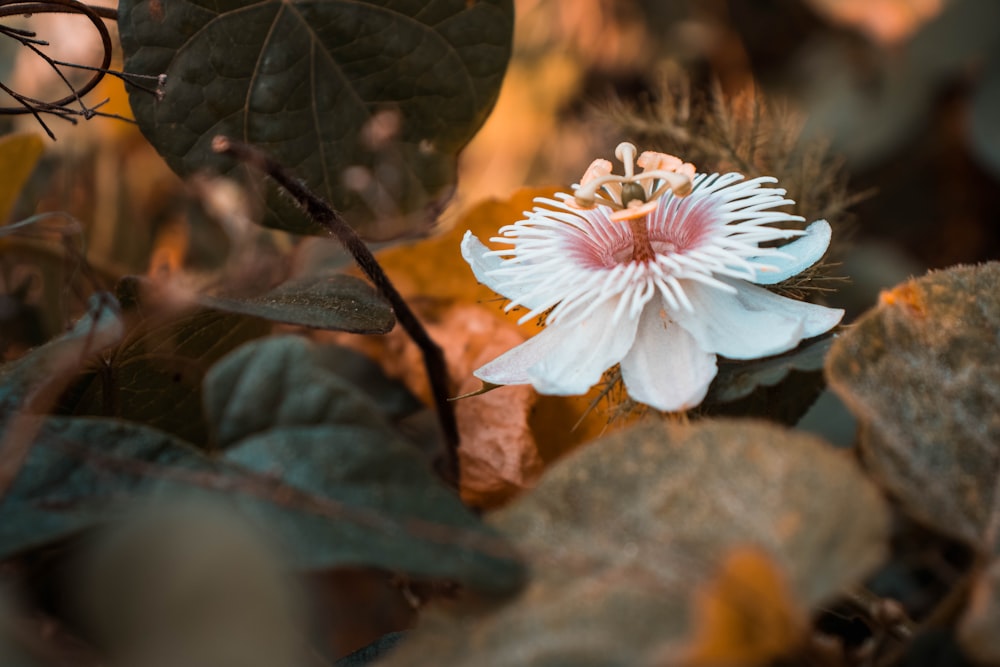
827 263 1000 553
119 0 514 237
379 419 889 666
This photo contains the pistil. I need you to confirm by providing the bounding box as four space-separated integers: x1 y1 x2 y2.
629 215 655 263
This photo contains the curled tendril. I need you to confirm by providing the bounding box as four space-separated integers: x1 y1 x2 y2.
0 0 163 139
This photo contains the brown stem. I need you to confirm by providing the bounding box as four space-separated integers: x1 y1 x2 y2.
211 136 460 487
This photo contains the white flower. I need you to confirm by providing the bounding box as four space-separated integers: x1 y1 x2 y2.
461 143 844 412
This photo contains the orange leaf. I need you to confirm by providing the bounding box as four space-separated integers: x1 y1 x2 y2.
679 547 807 667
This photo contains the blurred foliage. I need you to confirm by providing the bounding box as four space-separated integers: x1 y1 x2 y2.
2 0 1000 665
380 419 888 666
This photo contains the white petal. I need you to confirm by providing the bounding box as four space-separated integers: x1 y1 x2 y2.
529 299 640 394
620 303 718 411
749 220 832 284
473 323 566 386
461 231 545 309
729 280 844 338
671 282 804 360
475 299 638 394
672 280 843 360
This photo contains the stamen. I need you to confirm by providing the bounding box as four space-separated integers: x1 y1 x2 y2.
615 142 637 179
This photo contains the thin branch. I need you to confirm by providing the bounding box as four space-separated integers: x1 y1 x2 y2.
211 136 461 488
0 0 140 136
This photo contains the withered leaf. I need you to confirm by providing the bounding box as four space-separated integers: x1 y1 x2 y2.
379 419 889 667
826 263 1000 552
0 133 44 224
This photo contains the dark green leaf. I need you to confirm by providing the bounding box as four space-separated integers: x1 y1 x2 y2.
119 0 514 237
0 417 218 558
970 48 1000 180
827 263 1000 553
204 335 522 591
67 307 270 448
201 273 394 334
0 415 523 593
0 293 122 420
202 335 392 448
334 632 405 667
701 334 834 425
380 419 889 667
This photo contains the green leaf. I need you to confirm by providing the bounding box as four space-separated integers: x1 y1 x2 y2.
0 293 123 419
203 335 394 448
701 334 834 425
827 263 1000 553
200 273 394 334
66 305 270 447
379 419 890 667
970 48 1000 180
202 335 522 591
0 417 219 557
334 632 405 667
0 415 523 594
119 0 514 237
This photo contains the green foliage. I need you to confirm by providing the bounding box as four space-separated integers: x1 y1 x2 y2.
801 0 1000 175
119 0 514 237
200 273 395 334
0 335 525 593
701 334 833 424
66 305 270 446
203 336 524 590
65 273 393 446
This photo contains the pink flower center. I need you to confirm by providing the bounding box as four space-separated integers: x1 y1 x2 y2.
568 199 717 270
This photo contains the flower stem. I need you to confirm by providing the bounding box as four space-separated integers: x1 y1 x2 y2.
211 136 460 488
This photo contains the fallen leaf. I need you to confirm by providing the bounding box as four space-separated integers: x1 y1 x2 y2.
827 263 1000 552
679 547 807 667
326 304 544 509
326 188 620 506
0 133 45 223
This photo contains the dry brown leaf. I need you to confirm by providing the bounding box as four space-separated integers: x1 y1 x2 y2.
678 547 807 667
330 188 625 506
959 559 1000 664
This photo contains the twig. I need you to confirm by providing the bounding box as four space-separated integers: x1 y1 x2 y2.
210 136 461 487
